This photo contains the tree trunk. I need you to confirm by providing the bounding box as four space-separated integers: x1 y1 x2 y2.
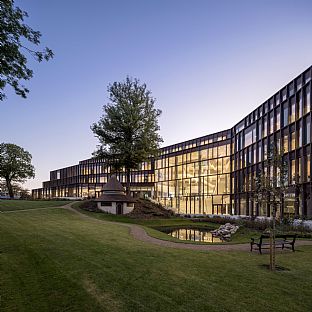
126 168 131 195
6 179 14 199
269 231 273 270
271 203 277 271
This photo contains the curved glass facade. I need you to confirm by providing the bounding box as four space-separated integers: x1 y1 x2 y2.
33 66 312 217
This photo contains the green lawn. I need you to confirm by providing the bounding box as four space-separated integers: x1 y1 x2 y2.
1 208 312 312
71 204 264 244
0 200 71 212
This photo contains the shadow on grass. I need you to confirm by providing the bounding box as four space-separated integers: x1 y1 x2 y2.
259 264 291 271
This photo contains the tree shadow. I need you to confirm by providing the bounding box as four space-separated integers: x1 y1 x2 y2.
259 264 290 271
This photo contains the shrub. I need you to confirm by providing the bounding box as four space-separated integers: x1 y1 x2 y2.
78 200 99 212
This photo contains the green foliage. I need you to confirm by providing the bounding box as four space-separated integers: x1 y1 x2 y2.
0 0 53 100
91 77 163 192
0 143 35 198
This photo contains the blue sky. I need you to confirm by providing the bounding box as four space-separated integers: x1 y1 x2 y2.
1 0 312 190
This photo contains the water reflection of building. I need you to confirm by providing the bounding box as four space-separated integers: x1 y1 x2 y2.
170 228 222 243
32 66 312 217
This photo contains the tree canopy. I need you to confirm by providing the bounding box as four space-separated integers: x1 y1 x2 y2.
0 143 35 198
91 77 163 194
0 0 53 100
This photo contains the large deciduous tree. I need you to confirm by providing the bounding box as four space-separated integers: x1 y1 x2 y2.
91 77 163 194
0 0 53 100
0 143 35 198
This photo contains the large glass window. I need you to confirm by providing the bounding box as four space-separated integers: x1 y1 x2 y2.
298 95 303 118
201 160 208 176
218 145 226 157
223 157 230 173
298 157 302 183
298 122 302 148
176 155 183 165
263 118 267 137
244 124 256 148
282 88 287 102
168 156 175 167
304 85 311 115
276 109 280 130
218 175 227 194
283 103 288 127
270 112 274 134
275 93 280 106
217 158 223 174
291 132 296 150
290 159 296 184
290 98 296 123
190 178 198 195
186 163 195 178
258 120 262 140
296 76 302 90
306 119 311 145
208 176 217 194
190 151 199 162
200 149 208 160
283 134 288 153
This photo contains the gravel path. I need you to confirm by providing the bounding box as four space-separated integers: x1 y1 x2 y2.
65 204 312 252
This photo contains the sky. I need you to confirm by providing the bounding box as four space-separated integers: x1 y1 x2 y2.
1 0 312 191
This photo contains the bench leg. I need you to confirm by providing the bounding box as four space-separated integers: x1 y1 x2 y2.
250 243 253 252
292 243 295 252
259 246 262 255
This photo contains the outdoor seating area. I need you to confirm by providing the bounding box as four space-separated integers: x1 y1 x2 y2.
250 234 297 254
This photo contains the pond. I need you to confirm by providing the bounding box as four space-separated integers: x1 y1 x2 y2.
158 227 223 243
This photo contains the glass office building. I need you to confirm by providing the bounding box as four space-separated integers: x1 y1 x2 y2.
32 66 312 217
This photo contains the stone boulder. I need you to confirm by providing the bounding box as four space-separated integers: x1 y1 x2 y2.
211 223 239 240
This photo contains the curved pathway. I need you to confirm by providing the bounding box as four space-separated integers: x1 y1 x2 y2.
65 204 312 252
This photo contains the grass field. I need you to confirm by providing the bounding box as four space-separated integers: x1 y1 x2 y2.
70 204 270 244
1 208 312 312
0 200 71 212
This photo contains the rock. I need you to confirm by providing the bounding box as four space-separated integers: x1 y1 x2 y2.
210 223 239 240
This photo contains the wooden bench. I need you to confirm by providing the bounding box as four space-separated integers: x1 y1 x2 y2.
250 234 296 254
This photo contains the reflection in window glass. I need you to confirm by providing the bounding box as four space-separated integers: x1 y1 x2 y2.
283 134 288 153
270 112 274 134
298 95 303 118
306 119 311 144
304 85 311 115
208 176 217 194
283 104 288 127
299 123 302 148
291 132 296 150
290 98 296 123
223 157 231 173
208 159 217 175
276 110 280 130
200 149 208 160
263 119 267 137
218 175 226 194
